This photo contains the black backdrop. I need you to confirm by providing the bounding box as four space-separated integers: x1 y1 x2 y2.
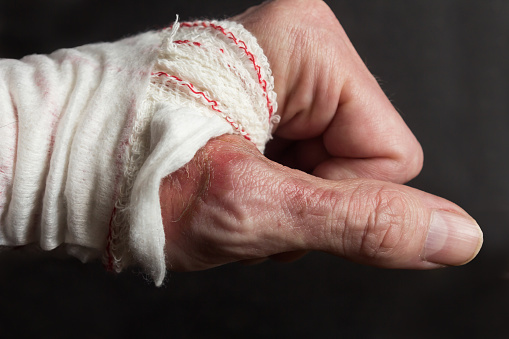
1 0 508 337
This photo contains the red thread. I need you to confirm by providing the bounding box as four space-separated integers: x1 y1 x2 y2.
152 71 251 140
174 40 202 47
180 21 274 119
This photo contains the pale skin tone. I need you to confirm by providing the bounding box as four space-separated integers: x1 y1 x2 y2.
160 0 483 271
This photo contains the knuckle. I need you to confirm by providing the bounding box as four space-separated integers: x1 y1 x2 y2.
353 186 414 260
412 145 425 176
403 144 424 180
392 142 424 183
165 135 270 270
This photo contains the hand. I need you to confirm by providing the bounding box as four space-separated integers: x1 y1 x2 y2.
235 0 422 183
159 0 482 271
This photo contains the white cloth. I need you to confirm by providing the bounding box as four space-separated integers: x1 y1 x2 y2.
0 20 278 286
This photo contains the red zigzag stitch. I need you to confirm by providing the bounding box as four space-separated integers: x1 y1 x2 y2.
180 21 275 121
152 71 252 141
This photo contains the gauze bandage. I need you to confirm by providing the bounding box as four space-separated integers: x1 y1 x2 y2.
0 19 278 286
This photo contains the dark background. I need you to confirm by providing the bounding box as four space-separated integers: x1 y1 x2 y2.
1 0 508 337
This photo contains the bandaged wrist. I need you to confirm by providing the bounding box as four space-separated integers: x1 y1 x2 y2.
0 19 278 286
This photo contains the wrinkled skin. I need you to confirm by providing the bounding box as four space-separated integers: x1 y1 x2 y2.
160 0 482 271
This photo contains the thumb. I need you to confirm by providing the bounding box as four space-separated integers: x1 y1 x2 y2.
276 177 483 269
161 135 483 270
267 164 483 269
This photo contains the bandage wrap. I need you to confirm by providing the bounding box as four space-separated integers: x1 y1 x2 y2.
0 20 277 286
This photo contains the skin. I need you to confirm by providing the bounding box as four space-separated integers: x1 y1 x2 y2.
159 0 482 271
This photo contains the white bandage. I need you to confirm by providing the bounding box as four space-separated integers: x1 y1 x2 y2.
0 19 278 286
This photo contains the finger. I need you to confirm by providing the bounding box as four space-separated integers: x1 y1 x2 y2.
274 33 424 184
272 177 483 269
237 0 423 183
265 134 420 184
269 175 483 269
162 135 482 271
261 162 483 269
316 71 424 184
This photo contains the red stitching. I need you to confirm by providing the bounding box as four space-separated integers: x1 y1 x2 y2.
173 41 234 71
152 72 252 141
174 40 202 47
180 21 274 120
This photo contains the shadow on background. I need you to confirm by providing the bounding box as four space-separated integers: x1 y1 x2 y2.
1 0 508 337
